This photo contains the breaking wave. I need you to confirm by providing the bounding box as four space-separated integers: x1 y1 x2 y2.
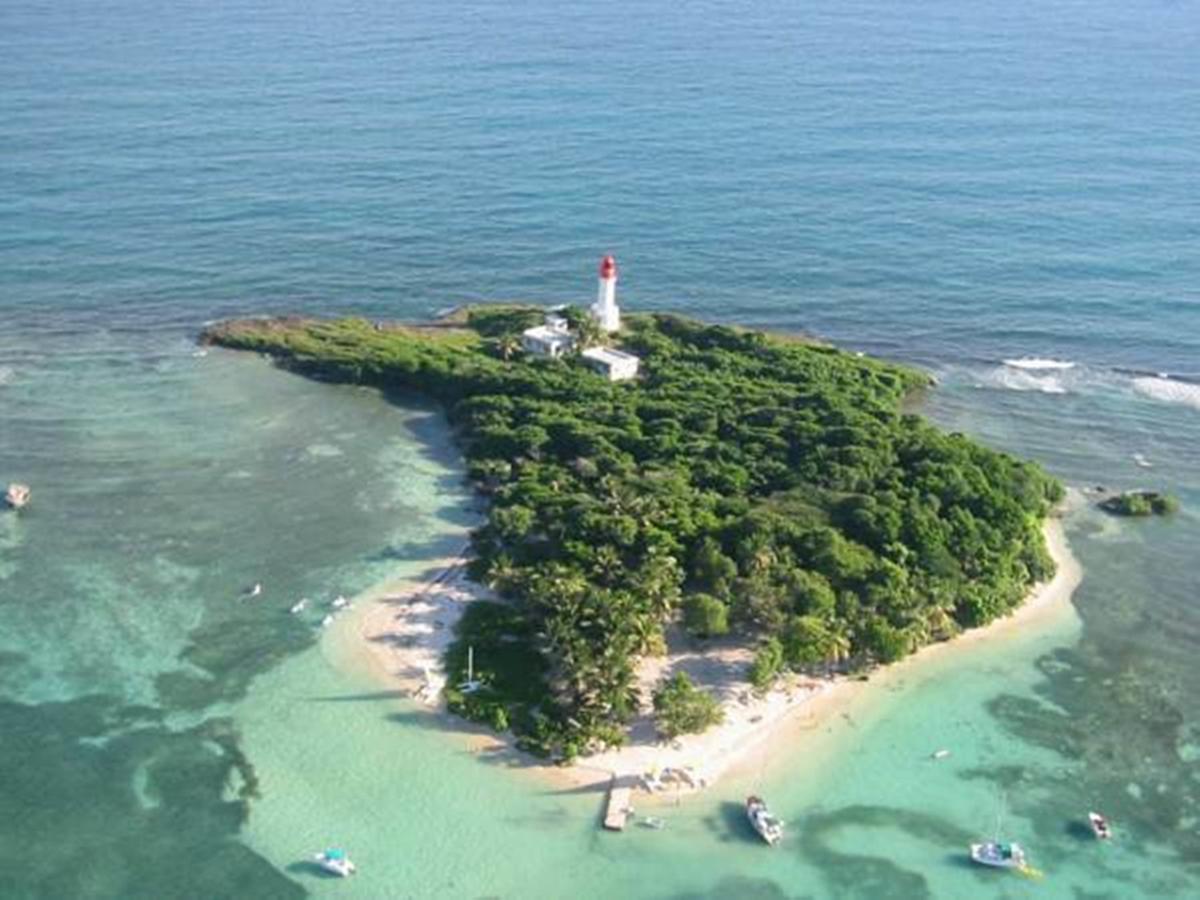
962 357 1200 414
1002 357 1077 371
978 365 1071 394
1132 376 1200 412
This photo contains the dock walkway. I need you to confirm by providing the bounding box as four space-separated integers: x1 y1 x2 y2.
603 775 636 831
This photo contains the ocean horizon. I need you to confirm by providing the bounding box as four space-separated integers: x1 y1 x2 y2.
2 1 1198 897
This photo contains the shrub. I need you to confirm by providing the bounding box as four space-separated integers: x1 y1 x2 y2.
652 672 724 738
683 593 730 638
749 638 785 693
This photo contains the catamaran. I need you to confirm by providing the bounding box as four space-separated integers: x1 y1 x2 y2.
970 793 1030 870
313 848 356 877
746 795 784 846
969 841 1028 869
459 645 482 693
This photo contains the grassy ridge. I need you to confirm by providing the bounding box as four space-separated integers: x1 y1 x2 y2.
205 308 1061 759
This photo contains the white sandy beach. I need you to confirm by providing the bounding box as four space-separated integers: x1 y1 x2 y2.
358 517 1082 797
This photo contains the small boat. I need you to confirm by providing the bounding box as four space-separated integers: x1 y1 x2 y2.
5 483 31 510
320 614 334 627
245 583 263 599
931 749 951 760
969 841 1028 869
746 795 784 846
1088 811 1112 840
331 595 350 610
1132 453 1153 469
313 848 356 877
289 598 308 614
639 816 666 830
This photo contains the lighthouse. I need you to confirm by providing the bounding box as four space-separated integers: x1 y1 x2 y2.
591 254 620 333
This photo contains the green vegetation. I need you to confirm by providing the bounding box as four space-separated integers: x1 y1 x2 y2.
205 307 1061 758
652 673 724 739
749 638 786 693
1098 491 1179 517
443 602 549 740
683 593 730 638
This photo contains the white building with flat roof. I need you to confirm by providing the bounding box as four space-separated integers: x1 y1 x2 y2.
521 315 575 358
580 346 640 381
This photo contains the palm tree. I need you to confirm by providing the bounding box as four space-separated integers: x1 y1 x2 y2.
922 604 959 641
483 552 518 592
575 316 605 350
496 333 521 361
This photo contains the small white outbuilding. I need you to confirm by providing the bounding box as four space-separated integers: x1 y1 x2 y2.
580 346 640 382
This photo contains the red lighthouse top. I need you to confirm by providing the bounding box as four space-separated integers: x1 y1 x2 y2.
598 254 618 280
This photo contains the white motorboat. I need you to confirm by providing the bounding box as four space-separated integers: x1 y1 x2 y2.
289 599 308 614
969 841 1028 869
1088 811 1112 840
639 816 666 830
320 614 334 627
245 583 263 599
5 483 30 510
331 595 350 610
746 795 784 846
313 848 356 877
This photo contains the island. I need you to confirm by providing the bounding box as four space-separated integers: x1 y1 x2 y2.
1098 490 1179 517
203 301 1067 775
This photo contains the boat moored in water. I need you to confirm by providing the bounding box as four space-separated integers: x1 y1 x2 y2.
969 841 1028 869
314 848 356 877
5 483 31 510
1089 811 1112 840
746 795 784 846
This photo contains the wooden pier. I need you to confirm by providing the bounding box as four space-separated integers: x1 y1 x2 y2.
603 775 634 831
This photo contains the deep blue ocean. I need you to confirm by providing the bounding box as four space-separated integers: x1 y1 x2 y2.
2 1 1198 897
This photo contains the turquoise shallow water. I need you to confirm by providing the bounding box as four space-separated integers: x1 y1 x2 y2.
2 0 1199 896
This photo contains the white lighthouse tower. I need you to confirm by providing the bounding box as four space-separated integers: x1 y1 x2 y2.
590 254 620 333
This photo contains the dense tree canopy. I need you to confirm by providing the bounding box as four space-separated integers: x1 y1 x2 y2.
206 307 1061 758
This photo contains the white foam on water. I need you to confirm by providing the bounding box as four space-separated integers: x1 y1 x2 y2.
1002 357 1077 371
1132 376 1200 412
305 442 344 459
983 366 1069 394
